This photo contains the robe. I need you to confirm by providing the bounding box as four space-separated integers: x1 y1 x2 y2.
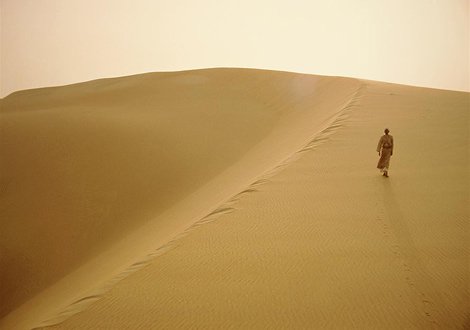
377 134 394 171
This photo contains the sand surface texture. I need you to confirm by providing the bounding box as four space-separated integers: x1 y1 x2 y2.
0 69 468 329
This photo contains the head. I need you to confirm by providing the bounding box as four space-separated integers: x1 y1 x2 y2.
384 128 390 135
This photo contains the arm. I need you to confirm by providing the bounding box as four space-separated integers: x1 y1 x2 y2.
376 136 383 154
391 136 394 155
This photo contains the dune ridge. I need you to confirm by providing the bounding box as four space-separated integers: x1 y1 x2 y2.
29 81 365 330
1 69 364 329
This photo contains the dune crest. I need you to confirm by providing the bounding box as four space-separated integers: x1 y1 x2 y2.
1 69 367 329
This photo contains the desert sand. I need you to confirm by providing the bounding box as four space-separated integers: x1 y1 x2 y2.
0 68 468 329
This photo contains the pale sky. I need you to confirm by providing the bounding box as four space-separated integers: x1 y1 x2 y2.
1 0 469 97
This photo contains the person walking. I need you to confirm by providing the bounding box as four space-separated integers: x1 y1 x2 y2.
377 128 394 177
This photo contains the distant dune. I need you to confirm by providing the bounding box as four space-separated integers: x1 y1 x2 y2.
0 69 468 329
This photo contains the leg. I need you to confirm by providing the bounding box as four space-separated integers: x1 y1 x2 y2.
382 167 389 177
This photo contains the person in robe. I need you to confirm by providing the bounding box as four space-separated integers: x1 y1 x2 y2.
377 128 394 177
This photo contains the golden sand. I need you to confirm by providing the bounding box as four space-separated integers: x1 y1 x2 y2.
0 69 468 329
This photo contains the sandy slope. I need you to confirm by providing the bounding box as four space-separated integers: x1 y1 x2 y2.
0 69 362 328
0 69 468 329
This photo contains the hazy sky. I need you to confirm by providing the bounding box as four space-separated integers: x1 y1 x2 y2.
1 0 469 97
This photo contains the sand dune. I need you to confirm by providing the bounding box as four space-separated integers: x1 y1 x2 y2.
0 69 468 329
